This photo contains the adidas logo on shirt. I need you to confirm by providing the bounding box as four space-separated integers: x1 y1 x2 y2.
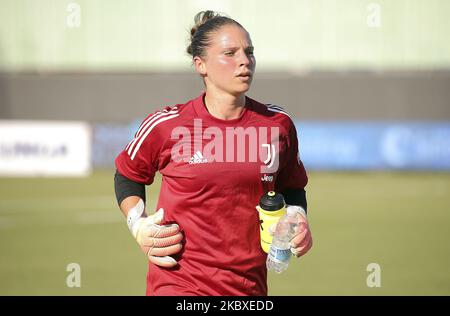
188 151 208 164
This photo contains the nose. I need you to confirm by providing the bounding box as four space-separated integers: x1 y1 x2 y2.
239 51 251 67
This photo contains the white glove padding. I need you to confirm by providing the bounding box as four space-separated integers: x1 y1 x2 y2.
285 205 312 257
267 205 307 235
268 205 312 257
133 208 183 268
286 205 307 219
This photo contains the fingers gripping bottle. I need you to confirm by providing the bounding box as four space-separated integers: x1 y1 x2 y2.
266 206 300 273
256 191 286 254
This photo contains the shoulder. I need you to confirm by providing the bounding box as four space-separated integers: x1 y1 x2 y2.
265 103 293 122
247 97 295 133
138 99 195 135
126 100 195 159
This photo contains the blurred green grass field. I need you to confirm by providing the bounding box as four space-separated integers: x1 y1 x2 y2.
1 170 449 295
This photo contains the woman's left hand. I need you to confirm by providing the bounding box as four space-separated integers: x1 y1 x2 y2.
290 214 313 258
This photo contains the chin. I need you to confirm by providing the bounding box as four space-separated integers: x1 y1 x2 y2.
235 83 252 94
229 89 250 97
220 83 252 97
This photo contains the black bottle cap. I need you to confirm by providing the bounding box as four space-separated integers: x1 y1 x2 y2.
259 191 285 211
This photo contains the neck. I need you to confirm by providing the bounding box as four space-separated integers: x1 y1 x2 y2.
204 88 246 120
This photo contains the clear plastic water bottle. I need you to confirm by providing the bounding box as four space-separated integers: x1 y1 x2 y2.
266 207 300 273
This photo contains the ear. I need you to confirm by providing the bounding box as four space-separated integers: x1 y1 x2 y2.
193 56 207 76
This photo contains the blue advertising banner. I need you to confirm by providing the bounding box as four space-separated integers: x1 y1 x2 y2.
92 121 450 171
92 123 135 168
295 122 450 170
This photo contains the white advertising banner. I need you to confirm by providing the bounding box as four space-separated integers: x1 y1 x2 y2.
0 120 91 177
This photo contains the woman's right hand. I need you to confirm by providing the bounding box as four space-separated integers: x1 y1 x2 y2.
133 209 184 268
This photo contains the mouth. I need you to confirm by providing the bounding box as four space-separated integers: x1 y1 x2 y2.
237 72 252 77
237 72 253 81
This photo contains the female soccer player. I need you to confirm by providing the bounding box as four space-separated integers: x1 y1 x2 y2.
114 10 313 296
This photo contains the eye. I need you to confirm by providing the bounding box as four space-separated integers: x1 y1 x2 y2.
225 51 235 56
245 48 254 56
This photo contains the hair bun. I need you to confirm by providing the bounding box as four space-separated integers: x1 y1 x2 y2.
191 11 221 38
186 10 241 57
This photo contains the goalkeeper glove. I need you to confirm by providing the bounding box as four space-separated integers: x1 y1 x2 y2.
127 199 183 268
268 205 312 257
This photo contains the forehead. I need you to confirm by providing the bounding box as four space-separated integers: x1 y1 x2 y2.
209 24 252 49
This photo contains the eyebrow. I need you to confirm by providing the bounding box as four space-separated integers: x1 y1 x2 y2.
223 46 254 51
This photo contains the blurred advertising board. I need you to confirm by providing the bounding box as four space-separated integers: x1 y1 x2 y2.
91 122 136 169
91 120 450 171
297 122 450 170
0 120 91 176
